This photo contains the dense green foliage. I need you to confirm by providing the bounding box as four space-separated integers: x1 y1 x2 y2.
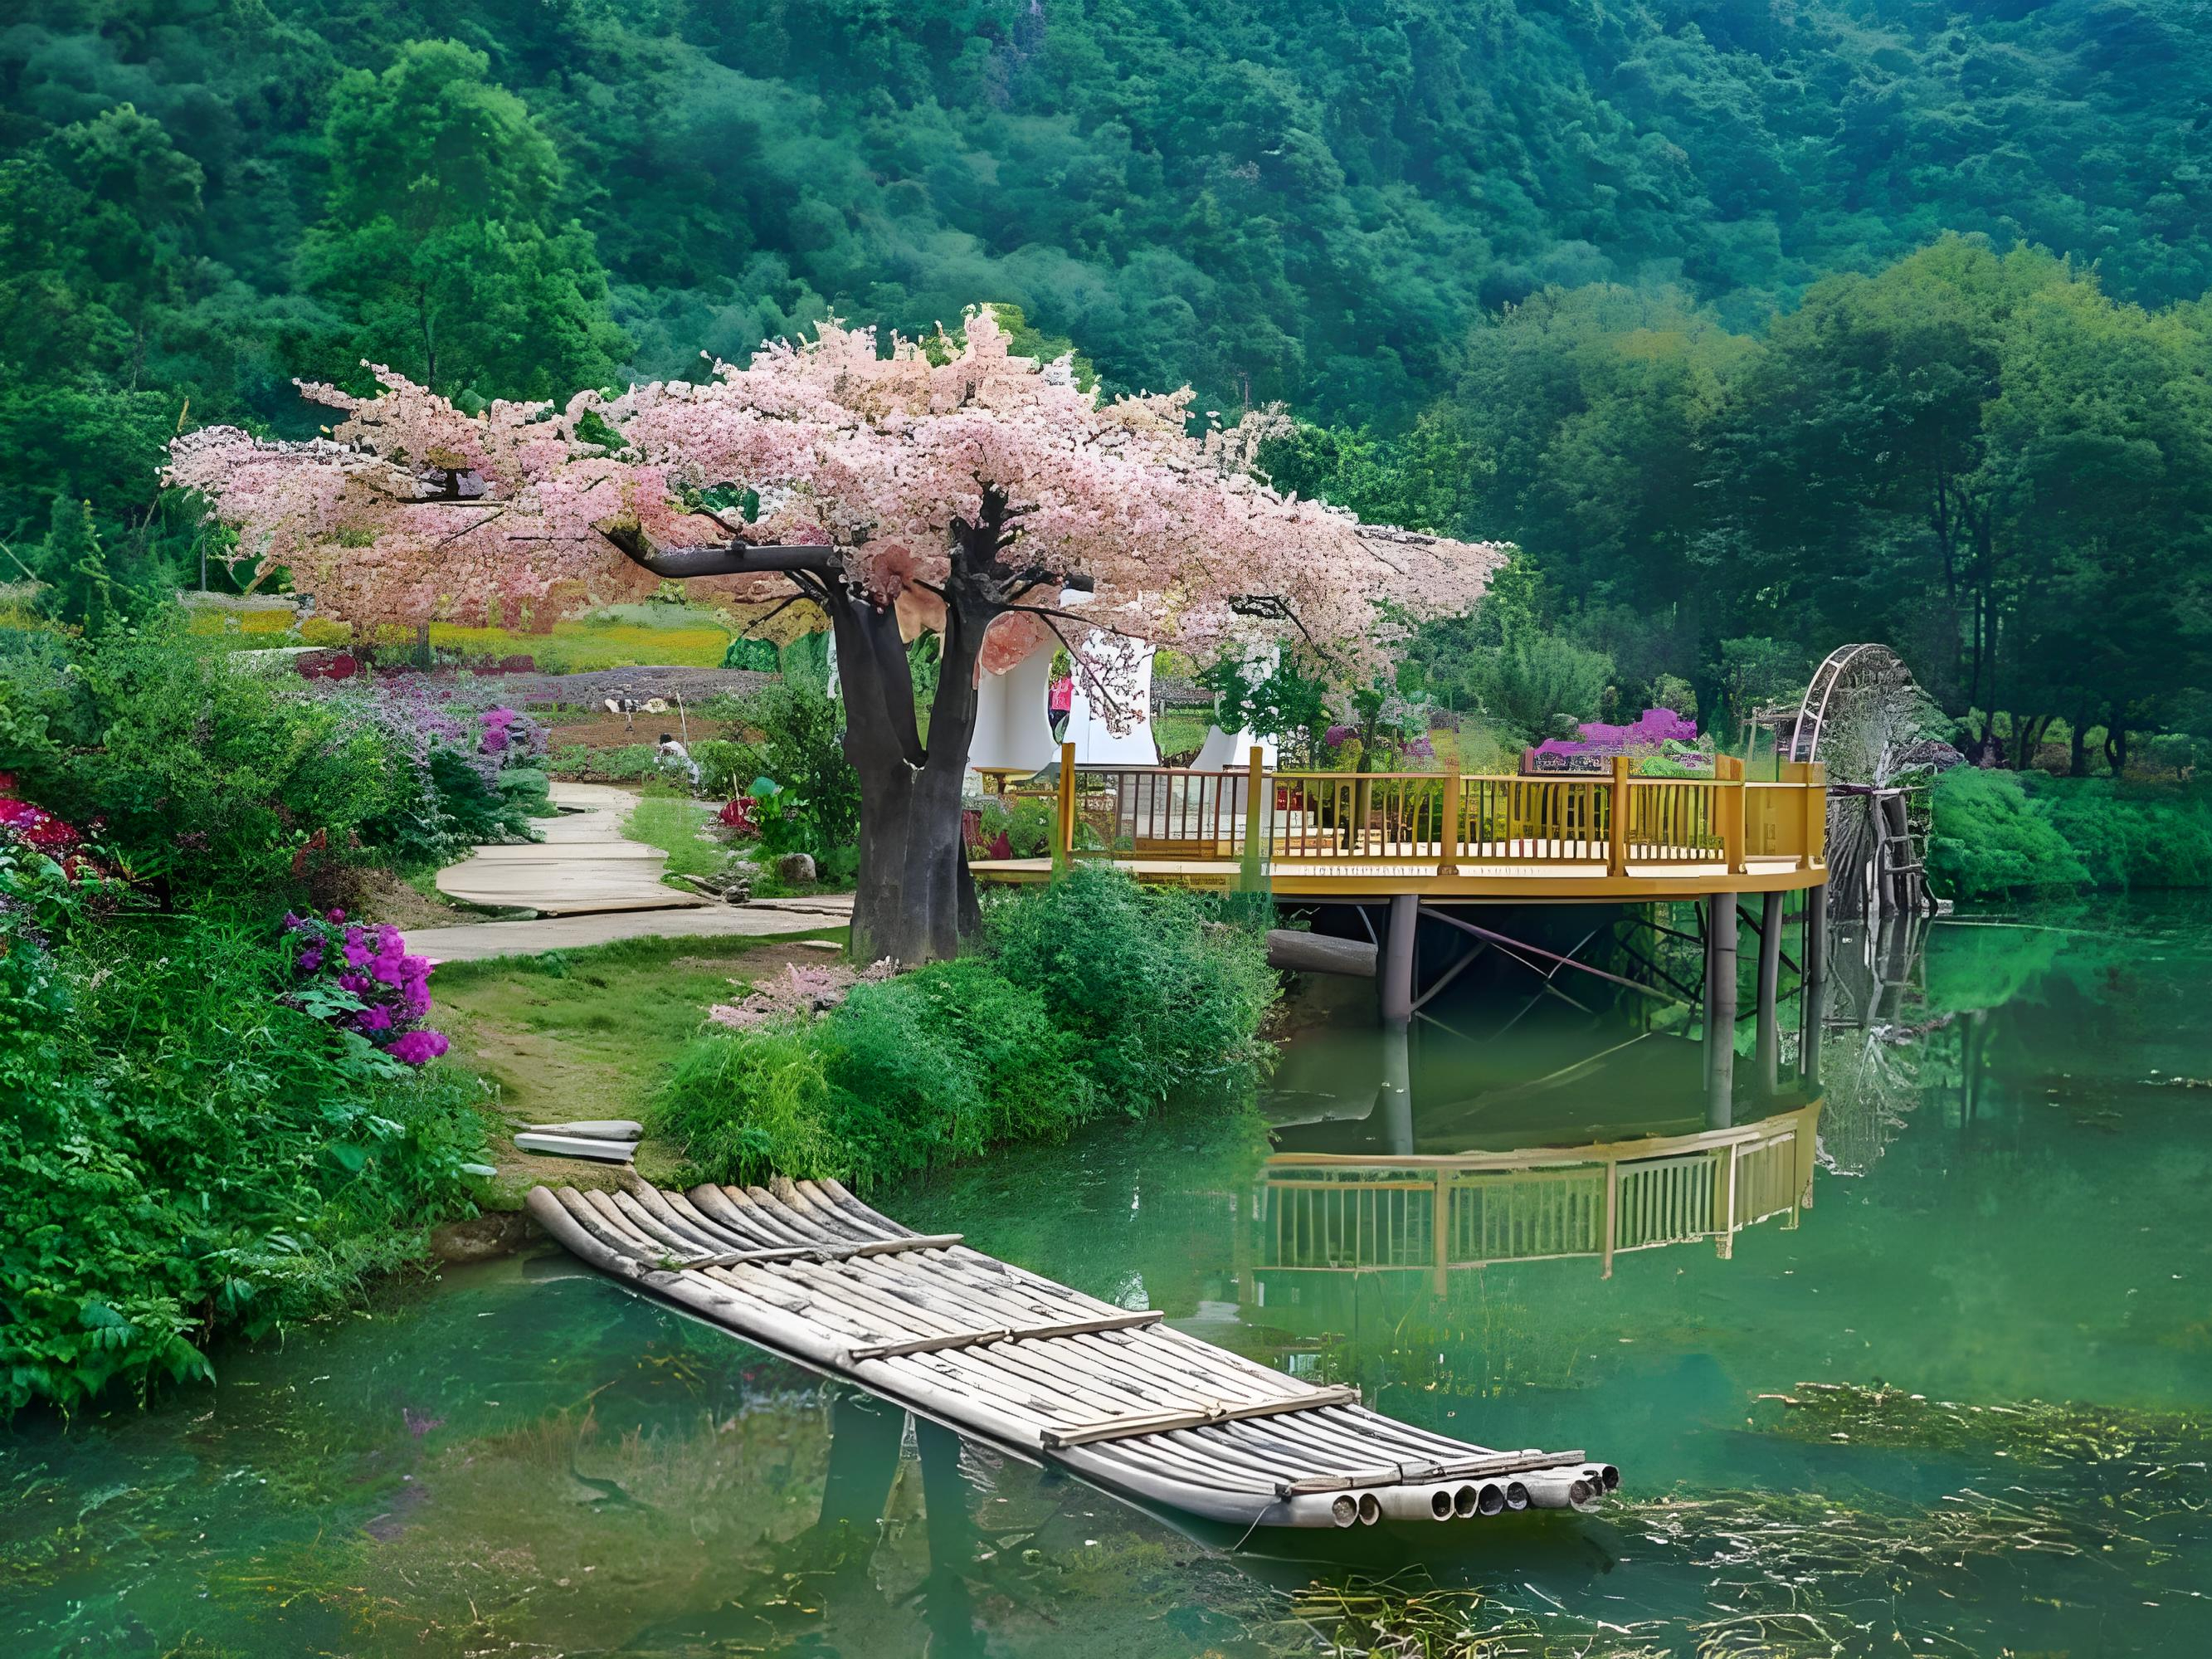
0 861 485 1416
0 621 549 898
1289 242 2212 755
652 865 1276 1191
12 0 2212 696
1927 769 2212 899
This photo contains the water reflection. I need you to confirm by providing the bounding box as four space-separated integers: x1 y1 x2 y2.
11 903 2210 1657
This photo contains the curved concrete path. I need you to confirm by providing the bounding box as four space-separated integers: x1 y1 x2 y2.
436 782 705 915
413 780 853 963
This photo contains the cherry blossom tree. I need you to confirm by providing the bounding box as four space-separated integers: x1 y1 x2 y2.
169 309 1503 961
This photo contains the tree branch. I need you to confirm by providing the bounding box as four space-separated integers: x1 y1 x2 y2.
600 520 838 579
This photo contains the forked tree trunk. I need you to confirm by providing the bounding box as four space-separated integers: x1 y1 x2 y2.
607 499 1029 964
824 532 1001 964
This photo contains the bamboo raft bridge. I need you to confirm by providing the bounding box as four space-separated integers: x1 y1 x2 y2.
527 1174 1620 1529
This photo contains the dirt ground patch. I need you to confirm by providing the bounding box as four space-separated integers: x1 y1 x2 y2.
345 864 481 931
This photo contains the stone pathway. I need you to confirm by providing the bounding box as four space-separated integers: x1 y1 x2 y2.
413 781 853 963
435 782 701 915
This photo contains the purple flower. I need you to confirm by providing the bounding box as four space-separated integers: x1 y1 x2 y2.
386 1029 449 1066
1323 724 1357 747
325 907 346 924
282 911 308 932
298 945 324 973
378 925 404 958
356 1005 394 1032
338 972 372 994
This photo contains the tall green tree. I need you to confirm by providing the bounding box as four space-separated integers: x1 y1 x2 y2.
297 41 626 402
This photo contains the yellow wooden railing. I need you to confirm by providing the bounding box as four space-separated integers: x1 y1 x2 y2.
1257 1100 1820 1286
1038 744 1826 875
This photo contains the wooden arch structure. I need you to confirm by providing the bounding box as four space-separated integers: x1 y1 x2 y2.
1778 643 1940 921
1784 643 1922 768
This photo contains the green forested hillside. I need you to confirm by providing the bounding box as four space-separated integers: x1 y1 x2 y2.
5 0 2210 744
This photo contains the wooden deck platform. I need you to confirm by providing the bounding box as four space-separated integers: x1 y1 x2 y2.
969 752 1829 902
527 1175 1618 1528
968 851 1824 900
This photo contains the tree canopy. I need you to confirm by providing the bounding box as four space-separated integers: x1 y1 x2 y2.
6 0 2209 751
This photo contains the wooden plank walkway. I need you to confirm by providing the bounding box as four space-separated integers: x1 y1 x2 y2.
527 1175 1619 1530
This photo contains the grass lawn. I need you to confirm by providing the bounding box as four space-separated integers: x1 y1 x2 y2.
621 792 728 883
431 933 845 1201
190 608 743 671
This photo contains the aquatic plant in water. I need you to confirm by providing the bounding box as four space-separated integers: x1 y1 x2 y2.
1755 1380 2212 1481
1279 1571 1666 1658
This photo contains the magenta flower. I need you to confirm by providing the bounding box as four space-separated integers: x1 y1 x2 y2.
298 945 324 973
356 1005 394 1032
325 908 346 924
387 1030 449 1066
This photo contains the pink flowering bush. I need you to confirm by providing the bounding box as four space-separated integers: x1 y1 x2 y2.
281 908 449 1066
706 958 896 1029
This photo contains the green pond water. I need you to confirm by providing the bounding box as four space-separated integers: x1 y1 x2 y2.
6 899 2211 1657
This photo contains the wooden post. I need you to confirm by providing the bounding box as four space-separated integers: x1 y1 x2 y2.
1243 744 1266 861
1438 763 1463 876
1601 1159 1619 1280
1756 889 1783 1094
1720 754 1747 875
1431 1169 1450 1297
1705 892 1737 1127
1606 754 1630 877
1380 893 1419 1027
1713 1139 1740 1259
1056 740 1077 856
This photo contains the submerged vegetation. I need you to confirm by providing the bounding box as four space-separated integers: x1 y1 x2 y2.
653 865 1277 1192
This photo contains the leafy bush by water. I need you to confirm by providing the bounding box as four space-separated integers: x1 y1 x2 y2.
651 867 1274 1191
1928 769 2212 900
0 848 486 1416
986 861 1278 1109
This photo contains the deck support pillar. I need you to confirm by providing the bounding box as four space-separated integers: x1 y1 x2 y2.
1377 1022 1413 1154
819 1388 904 1533
1800 881 1829 1094
1704 892 1737 1128
1755 890 1783 1094
1380 892 1419 1027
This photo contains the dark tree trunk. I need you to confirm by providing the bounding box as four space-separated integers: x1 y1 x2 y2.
606 496 1047 965
2068 716 2090 778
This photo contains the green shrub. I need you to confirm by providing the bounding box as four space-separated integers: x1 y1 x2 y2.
1926 770 2087 900
0 620 403 898
653 1023 839 1186
549 742 659 782
712 682 860 863
0 861 487 1415
986 862 1276 1110
818 959 1089 1181
652 867 1274 1191
1928 769 2212 899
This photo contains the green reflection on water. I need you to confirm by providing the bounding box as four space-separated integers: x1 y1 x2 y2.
5 899 2210 1656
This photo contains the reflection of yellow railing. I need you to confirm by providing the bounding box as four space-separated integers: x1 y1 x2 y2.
1036 746 1827 876
1257 1101 1820 1287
